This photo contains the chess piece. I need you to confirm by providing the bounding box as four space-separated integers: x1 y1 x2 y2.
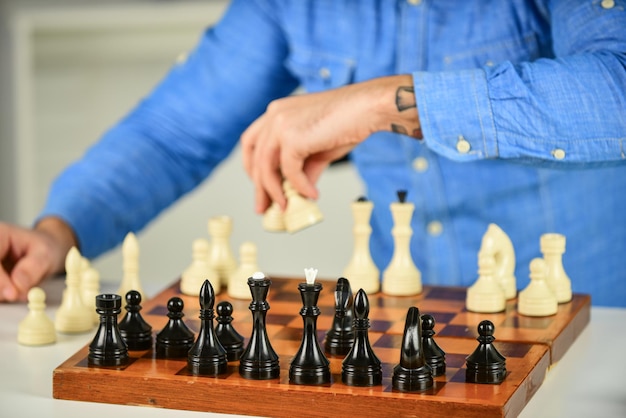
239 272 280 380
465 320 507 384
421 314 446 377
215 301 244 361
466 252 506 313
17 287 56 346
181 238 220 295
188 280 228 376
343 197 380 294
382 190 422 296
323 277 354 356
80 257 100 325
228 241 259 299
88 294 129 367
262 201 286 232
118 290 153 350
479 224 517 299
289 268 331 385
392 307 433 392
540 233 572 303
207 216 237 288
283 180 323 233
342 289 382 386
117 232 144 299
518 258 558 317
55 247 94 333
155 297 195 358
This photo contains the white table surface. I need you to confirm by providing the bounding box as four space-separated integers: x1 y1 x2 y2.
1 278 625 418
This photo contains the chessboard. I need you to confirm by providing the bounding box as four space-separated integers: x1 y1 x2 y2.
53 276 590 418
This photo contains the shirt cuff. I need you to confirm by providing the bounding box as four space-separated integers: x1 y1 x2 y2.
413 69 498 161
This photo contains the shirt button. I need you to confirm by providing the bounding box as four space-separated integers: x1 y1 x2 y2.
456 135 471 154
552 148 566 160
318 67 331 79
485 60 494 67
601 0 615 9
407 0 422 5
412 157 429 172
427 221 443 236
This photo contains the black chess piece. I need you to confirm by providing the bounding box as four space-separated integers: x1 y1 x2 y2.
188 280 228 375
88 294 129 367
421 314 446 376
392 307 433 392
341 289 382 386
465 320 507 384
155 296 195 358
289 280 331 385
239 273 280 380
323 277 354 356
118 290 153 351
215 301 244 362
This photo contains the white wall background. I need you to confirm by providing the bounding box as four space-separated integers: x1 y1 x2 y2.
1 0 363 293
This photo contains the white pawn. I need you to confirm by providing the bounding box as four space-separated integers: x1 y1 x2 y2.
518 258 558 317
181 238 220 296
343 197 379 294
55 247 94 333
80 257 100 325
18 287 56 346
117 232 144 299
466 251 506 313
283 180 323 233
382 191 422 296
479 224 517 299
228 242 259 300
207 216 237 287
540 233 572 303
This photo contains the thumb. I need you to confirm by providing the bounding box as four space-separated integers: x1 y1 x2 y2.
11 254 50 298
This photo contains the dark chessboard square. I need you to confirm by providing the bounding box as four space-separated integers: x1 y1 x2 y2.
146 305 169 316
445 353 467 369
373 333 402 349
176 363 238 379
449 367 467 383
437 324 474 338
373 295 419 310
428 312 457 325
370 319 394 333
426 287 466 301
502 315 553 330
76 356 138 370
495 341 532 358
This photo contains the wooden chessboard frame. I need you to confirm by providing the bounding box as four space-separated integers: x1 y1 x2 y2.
53 277 590 418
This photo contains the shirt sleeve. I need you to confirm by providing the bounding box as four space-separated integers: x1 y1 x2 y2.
37 0 298 258
413 0 626 166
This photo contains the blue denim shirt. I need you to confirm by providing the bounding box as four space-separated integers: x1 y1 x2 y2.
40 0 626 306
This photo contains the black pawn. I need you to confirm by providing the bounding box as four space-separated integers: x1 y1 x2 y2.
289 281 331 385
239 274 280 380
465 320 507 384
215 301 244 362
323 277 354 356
88 294 129 367
421 314 446 376
392 307 433 392
155 296 195 358
118 290 153 351
341 289 382 386
188 280 228 375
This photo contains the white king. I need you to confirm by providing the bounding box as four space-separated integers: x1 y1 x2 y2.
304 268 318 285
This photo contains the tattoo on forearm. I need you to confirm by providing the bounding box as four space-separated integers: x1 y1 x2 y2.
391 124 423 139
396 86 416 112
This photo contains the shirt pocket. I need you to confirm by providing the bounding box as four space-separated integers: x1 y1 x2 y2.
285 50 355 93
441 31 541 70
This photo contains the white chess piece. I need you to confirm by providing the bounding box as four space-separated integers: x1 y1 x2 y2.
479 224 517 299
382 191 422 296
283 180 323 233
55 247 94 333
18 287 56 346
181 238 220 296
207 216 237 287
117 232 143 299
80 257 101 325
518 258 558 317
466 251 506 313
228 241 259 299
262 202 286 232
343 197 380 294
540 233 572 303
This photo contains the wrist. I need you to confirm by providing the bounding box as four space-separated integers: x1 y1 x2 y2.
34 216 78 274
370 74 422 139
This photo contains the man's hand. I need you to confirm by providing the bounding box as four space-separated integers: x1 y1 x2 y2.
241 74 421 214
0 217 77 302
